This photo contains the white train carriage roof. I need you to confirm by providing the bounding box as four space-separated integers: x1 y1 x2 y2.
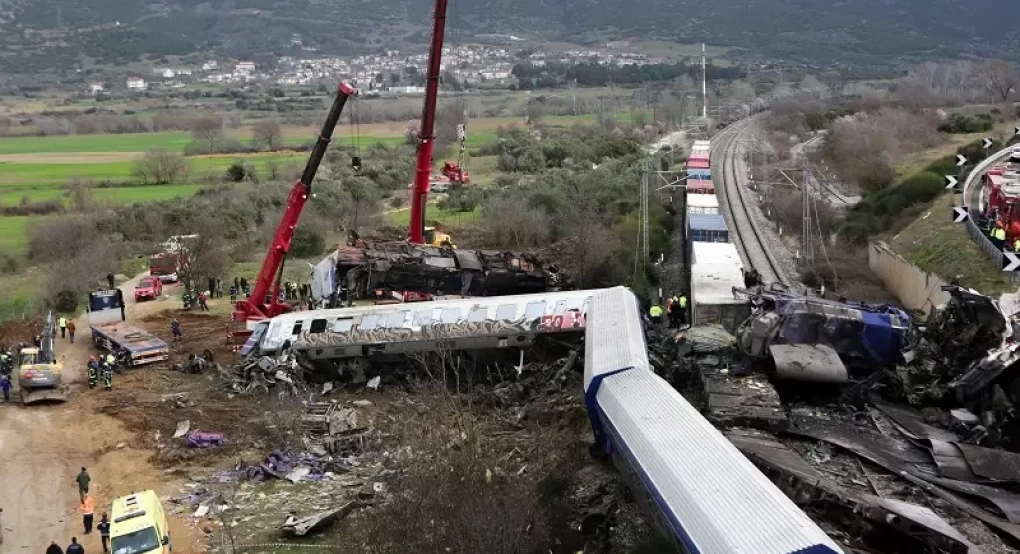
263 289 598 353
691 243 745 306
584 287 843 554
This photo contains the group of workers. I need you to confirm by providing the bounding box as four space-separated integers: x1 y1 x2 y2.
988 221 1020 252
44 468 112 554
649 293 688 328
86 355 117 391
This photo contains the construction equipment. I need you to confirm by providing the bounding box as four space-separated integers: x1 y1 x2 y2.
232 82 357 324
17 311 68 404
441 161 469 185
408 0 450 244
424 226 454 247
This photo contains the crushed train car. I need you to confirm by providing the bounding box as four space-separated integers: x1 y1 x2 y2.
734 289 912 383
310 242 571 305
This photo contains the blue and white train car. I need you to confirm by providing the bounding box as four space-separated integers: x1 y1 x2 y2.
584 287 843 554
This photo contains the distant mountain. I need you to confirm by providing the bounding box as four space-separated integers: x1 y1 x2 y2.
0 0 1016 72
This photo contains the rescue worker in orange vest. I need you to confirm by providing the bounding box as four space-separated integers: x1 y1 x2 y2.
80 494 95 534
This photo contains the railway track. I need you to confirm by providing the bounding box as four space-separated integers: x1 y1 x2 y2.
711 120 791 285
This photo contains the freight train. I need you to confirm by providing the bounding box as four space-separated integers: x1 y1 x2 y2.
684 139 750 332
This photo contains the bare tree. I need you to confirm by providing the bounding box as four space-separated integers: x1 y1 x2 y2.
479 195 550 248
132 149 191 185
176 215 232 294
191 114 224 151
978 59 1020 102
252 119 283 150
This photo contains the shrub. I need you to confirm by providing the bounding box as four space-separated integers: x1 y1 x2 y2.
225 162 246 182
938 112 994 134
290 226 326 258
52 290 78 313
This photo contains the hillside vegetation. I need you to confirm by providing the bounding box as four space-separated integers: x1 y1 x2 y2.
0 0 1016 68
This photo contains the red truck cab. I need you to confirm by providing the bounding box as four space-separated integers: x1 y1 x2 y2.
135 277 163 302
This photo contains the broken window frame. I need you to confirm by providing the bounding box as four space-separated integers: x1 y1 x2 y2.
309 319 328 334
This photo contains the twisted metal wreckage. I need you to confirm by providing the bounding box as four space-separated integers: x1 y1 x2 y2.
216 274 1020 552
669 283 1020 553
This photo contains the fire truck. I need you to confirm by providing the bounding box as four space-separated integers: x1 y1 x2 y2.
980 165 1020 243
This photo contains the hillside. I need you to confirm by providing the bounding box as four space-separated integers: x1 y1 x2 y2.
0 0 1016 71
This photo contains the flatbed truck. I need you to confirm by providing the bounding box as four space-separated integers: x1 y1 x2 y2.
88 290 169 366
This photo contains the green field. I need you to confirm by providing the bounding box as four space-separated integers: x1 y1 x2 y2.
385 206 481 229
0 216 34 252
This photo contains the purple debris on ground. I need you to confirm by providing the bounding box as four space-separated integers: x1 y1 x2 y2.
187 431 227 448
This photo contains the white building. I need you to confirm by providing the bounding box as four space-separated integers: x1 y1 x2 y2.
89 82 104 94
202 61 218 71
126 77 148 90
235 61 256 73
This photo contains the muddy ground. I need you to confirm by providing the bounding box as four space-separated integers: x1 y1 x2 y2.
0 277 656 554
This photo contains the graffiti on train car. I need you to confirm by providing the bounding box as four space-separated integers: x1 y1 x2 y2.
294 310 588 350
538 311 586 331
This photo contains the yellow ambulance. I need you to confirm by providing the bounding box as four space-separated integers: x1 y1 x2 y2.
110 490 172 554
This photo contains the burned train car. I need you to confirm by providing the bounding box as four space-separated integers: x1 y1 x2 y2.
310 242 570 304
735 291 912 383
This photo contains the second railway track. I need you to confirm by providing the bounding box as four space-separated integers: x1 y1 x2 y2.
711 120 791 285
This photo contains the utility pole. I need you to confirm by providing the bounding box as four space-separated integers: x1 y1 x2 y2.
641 162 650 265
701 43 708 120
801 165 815 270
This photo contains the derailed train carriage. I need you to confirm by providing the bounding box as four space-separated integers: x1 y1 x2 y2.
309 242 571 305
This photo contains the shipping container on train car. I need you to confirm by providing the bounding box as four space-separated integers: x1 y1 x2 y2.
692 140 711 152
688 213 728 243
686 179 715 195
687 153 710 170
687 168 711 180
687 194 719 214
690 242 749 333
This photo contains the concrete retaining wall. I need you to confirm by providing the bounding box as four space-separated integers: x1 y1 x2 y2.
868 241 950 314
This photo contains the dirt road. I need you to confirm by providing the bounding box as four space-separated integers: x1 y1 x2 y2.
0 274 203 554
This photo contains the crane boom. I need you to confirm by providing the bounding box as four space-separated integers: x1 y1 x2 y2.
408 0 449 244
233 82 357 322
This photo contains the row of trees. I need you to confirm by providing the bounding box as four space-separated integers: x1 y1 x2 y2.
511 61 745 89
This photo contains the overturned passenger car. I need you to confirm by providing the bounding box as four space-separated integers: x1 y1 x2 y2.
734 289 912 383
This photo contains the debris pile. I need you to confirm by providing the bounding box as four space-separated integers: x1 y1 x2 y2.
217 353 308 395
169 402 384 550
657 284 1020 552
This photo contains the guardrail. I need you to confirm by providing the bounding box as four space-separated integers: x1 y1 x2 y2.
961 144 1016 279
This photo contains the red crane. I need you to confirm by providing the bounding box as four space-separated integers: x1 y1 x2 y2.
408 0 449 244
232 82 357 323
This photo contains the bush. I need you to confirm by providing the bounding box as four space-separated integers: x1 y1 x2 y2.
52 290 78 313
938 112 994 134
225 162 246 182
290 226 326 258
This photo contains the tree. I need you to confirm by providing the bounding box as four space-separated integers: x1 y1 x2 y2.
132 148 191 185
176 216 231 295
191 114 224 151
979 59 1020 102
253 119 283 150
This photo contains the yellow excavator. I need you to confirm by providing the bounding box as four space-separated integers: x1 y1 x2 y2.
424 226 455 248
18 311 68 404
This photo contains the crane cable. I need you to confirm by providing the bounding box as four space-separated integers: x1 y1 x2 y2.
350 91 362 173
